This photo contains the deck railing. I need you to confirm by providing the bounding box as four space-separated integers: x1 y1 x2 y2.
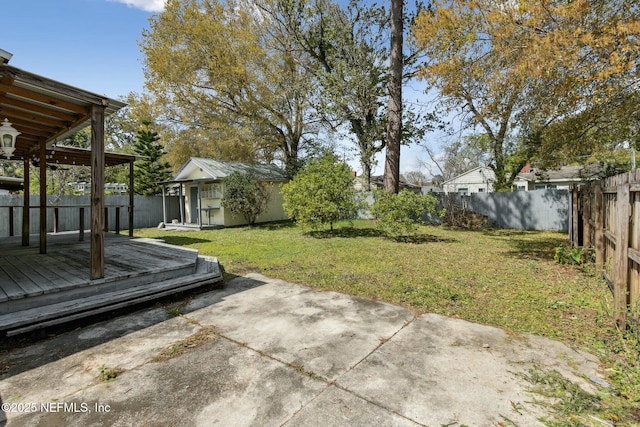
1 205 130 239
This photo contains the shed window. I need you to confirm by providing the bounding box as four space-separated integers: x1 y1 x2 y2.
458 187 469 195
202 183 222 198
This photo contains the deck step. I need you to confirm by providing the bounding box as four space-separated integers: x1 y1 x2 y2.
0 256 223 335
1 263 198 314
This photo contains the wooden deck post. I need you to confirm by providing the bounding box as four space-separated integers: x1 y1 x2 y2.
22 156 30 246
90 103 106 280
594 183 604 274
615 184 630 327
39 141 47 254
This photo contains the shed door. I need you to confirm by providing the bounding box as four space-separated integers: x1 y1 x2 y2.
190 186 199 224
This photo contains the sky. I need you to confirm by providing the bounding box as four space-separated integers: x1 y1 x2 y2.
1 0 438 178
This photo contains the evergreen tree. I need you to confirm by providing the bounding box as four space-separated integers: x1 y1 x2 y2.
133 122 172 196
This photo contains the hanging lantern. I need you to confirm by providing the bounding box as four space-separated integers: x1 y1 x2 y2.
0 119 20 159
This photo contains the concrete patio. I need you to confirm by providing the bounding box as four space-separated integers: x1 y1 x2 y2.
0 274 607 426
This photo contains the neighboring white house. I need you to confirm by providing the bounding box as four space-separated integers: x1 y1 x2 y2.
442 166 527 194
353 173 422 193
518 164 600 190
69 182 128 195
161 158 289 228
442 165 600 194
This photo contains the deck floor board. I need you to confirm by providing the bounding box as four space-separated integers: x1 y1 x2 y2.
1 263 44 297
35 254 84 286
0 267 20 301
8 256 61 291
0 233 223 334
0 234 201 302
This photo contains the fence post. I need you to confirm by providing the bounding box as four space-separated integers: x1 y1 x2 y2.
79 207 85 241
572 187 579 246
115 207 120 235
594 183 604 274
615 184 630 327
53 208 59 233
9 206 14 237
583 187 591 248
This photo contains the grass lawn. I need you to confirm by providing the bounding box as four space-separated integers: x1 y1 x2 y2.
137 220 609 347
136 219 640 423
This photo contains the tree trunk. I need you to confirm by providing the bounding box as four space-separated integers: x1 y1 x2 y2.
361 157 373 192
384 0 403 194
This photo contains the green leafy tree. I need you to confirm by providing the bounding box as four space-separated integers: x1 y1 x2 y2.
412 0 639 190
222 172 270 225
371 189 441 238
282 152 361 231
140 0 322 176
133 122 172 196
271 0 390 190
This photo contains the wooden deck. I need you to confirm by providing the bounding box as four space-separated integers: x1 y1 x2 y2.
0 233 223 336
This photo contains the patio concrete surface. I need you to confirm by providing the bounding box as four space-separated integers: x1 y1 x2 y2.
0 273 607 426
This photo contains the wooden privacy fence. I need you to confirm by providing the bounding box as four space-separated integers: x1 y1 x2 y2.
572 170 640 328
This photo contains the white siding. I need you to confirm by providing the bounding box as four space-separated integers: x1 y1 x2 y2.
443 167 531 194
443 167 495 194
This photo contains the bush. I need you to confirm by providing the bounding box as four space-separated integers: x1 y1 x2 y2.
281 153 362 231
554 245 594 266
371 189 442 238
222 172 270 225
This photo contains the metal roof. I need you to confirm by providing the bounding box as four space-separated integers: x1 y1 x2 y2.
0 62 126 164
172 157 288 182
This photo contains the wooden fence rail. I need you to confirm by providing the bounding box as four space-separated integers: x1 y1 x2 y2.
572 170 640 328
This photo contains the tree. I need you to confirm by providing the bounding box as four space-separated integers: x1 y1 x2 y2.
140 0 322 176
281 152 361 230
270 1 433 191
412 0 639 190
423 133 492 181
133 122 172 196
403 170 426 186
384 0 404 194
222 171 270 225
260 0 388 190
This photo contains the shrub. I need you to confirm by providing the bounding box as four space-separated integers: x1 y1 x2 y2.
371 189 442 237
222 171 270 225
281 153 361 230
554 245 594 266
